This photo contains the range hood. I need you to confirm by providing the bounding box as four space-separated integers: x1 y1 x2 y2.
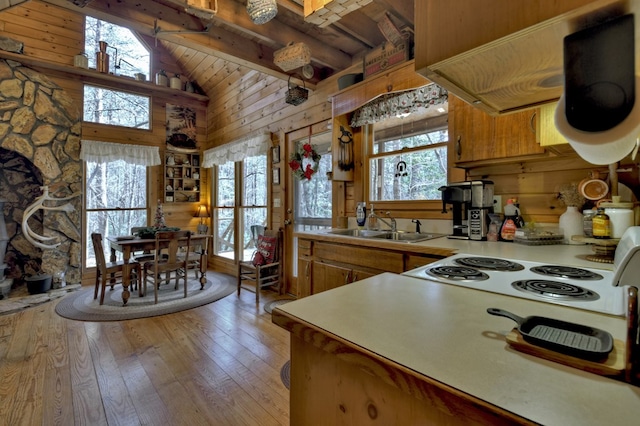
419 0 638 116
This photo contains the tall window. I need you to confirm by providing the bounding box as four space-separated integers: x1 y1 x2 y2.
85 160 147 267
370 114 448 201
83 17 151 129
212 154 267 261
214 162 235 259
294 138 332 229
240 155 267 261
85 17 150 77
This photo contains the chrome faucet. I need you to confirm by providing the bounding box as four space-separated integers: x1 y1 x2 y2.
376 211 397 232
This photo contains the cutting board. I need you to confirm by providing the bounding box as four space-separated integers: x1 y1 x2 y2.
505 329 626 378
505 286 639 383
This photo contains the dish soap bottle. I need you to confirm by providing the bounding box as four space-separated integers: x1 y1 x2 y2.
367 204 378 230
500 199 523 242
356 202 366 227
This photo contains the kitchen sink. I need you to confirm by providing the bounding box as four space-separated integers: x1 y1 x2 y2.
328 229 389 238
370 231 444 243
329 229 443 243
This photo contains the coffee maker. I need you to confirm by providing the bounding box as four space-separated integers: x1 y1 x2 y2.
439 180 494 240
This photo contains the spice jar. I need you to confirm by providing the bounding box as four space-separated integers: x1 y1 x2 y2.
592 207 611 239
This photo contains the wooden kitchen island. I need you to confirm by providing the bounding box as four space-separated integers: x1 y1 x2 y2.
272 273 639 425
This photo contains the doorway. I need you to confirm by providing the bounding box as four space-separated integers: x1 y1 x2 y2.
284 123 332 296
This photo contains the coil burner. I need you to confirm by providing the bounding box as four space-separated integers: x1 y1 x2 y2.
530 265 604 280
402 252 623 316
426 266 490 281
454 257 525 272
512 279 600 301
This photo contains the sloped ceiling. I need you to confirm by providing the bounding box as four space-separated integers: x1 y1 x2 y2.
45 0 413 91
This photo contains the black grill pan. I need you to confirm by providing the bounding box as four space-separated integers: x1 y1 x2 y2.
487 308 614 360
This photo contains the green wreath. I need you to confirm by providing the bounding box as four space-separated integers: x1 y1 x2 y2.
288 143 321 181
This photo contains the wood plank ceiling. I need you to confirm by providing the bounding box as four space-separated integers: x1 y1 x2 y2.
45 0 414 94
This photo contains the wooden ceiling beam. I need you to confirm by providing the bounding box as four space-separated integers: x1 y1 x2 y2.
331 10 385 49
49 0 313 82
49 0 333 82
210 0 352 70
275 0 304 15
376 0 413 29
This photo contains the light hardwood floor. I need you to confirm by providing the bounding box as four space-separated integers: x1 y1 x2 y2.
0 277 291 426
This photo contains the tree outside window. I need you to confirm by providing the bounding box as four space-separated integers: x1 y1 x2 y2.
370 116 448 201
213 155 267 261
83 17 151 129
85 160 147 267
294 140 332 229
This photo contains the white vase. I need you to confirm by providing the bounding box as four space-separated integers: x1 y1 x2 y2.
559 206 584 245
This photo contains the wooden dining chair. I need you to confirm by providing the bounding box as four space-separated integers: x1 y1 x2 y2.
91 233 136 305
142 230 191 304
237 228 283 303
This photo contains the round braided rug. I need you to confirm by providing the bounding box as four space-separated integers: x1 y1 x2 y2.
280 360 291 389
55 272 235 321
264 298 294 314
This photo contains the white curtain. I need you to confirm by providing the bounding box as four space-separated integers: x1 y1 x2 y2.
202 132 271 167
80 140 161 166
350 83 448 127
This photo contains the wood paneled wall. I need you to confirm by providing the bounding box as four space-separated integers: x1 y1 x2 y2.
467 155 639 224
0 1 209 233
6 0 637 239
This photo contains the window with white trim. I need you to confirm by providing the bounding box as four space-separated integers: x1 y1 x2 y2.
369 113 448 202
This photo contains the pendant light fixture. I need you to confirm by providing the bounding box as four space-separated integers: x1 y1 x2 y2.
247 0 278 25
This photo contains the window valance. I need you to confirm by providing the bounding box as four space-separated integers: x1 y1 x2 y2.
350 83 448 128
80 140 161 166
202 132 271 167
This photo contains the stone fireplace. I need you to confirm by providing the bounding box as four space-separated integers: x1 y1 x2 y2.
0 58 82 289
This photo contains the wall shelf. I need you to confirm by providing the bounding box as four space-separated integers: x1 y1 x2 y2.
164 151 201 203
0 50 209 104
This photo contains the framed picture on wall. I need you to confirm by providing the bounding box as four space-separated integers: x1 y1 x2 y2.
166 104 197 152
272 146 280 164
272 167 280 185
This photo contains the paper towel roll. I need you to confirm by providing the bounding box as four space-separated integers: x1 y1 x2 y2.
555 76 640 165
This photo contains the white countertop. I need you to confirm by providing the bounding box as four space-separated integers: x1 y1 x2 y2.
298 228 615 271
277 273 639 425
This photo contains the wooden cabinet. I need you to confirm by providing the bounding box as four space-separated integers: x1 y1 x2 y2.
297 237 442 298
406 254 440 271
414 0 619 115
297 239 313 298
450 96 545 166
312 262 352 294
331 60 428 116
538 102 568 146
164 151 201 203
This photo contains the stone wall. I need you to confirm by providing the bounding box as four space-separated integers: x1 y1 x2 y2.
0 58 82 286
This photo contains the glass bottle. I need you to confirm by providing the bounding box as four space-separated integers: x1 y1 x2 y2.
582 209 595 237
367 204 378 230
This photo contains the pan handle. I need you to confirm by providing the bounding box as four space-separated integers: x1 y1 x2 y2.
487 308 525 326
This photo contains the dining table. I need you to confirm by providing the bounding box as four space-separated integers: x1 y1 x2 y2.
107 234 210 306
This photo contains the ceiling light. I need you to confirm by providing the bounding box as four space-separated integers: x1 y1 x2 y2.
247 0 278 25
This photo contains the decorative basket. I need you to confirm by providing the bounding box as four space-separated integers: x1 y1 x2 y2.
285 75 308 106
274 42 311 72
246 0 278 25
